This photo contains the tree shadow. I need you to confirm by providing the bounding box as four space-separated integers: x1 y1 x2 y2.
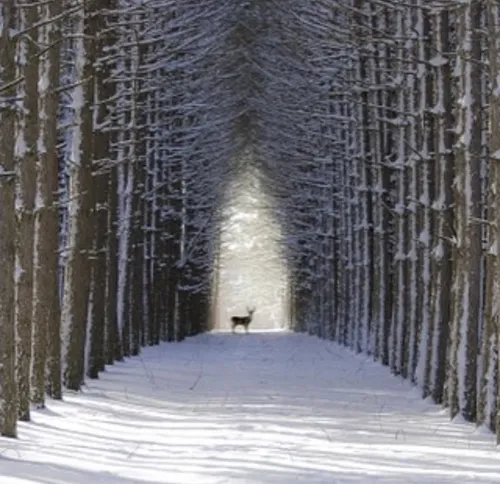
0 332 498 483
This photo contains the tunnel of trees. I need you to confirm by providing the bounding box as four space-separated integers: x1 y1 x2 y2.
1 0 500 444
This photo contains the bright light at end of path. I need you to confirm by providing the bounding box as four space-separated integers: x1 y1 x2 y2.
214 170 289 331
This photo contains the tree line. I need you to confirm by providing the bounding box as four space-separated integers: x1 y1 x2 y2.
0 0 238 438
272 0 500 443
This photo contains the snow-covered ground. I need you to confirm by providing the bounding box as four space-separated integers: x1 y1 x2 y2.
1 331 499 483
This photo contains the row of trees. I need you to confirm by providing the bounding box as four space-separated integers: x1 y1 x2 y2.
2 0 500 448
0 0 241 437
266 0 500 442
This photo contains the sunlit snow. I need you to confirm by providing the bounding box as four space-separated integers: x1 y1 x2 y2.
1 332 499 483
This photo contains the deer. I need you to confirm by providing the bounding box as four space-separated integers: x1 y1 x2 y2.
231 307 256 334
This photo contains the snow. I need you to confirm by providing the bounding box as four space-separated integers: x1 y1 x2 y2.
429 54 448 68
1 331 499 484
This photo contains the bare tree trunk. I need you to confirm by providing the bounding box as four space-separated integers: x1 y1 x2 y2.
146 72 163 344
495 4 500 440
87 4 115 378
353 0 374 354
87 170 107 378
391 5 409 377
119 158 133 356
0 0 18 438
409 0 432 386
409 0 434 385
144 97 156 345
130 164 145 355
38 0 63 402
106 167 122 363
15 0 39 422
425 10 454 405
478 0 500 434
157 164 170 341
370 6 383 361
448 0 482 422
62 1 96 391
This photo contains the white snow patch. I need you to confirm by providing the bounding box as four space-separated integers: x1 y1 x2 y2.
0 333 499 484
429 54 448 68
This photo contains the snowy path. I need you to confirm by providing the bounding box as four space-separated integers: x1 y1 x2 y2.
1 331 499 484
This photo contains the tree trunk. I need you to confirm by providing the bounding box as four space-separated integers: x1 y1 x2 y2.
62 1 96 391
448 0 482 422
425 10 454 405
478 0 500 434
106 166 122 363
87 104 109 377
39 0 63 402
14 0 39 422
391 5 409 377
87 4 116 378
0 0 18 438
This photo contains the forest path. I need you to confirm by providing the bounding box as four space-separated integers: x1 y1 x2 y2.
1 331 499 483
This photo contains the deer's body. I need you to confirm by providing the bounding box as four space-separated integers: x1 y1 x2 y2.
231 307 255 333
